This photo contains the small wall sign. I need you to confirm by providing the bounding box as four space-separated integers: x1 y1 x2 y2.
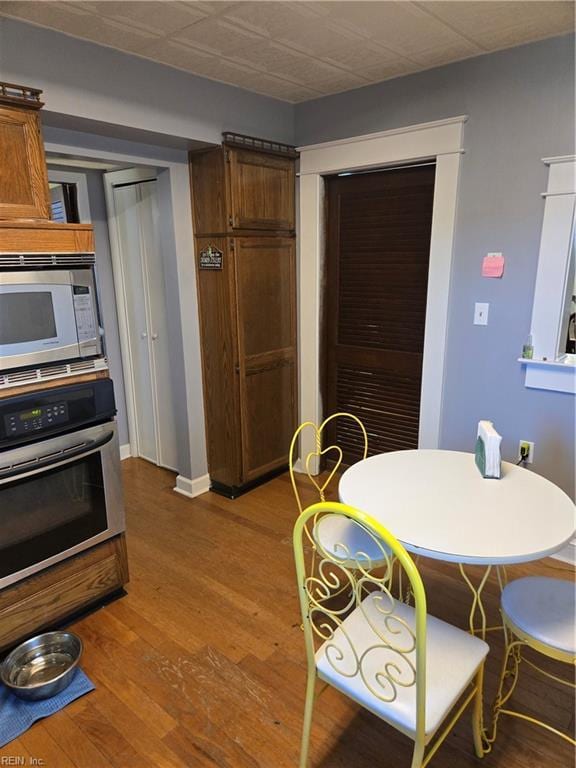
199 245 223 270
482 252 505 278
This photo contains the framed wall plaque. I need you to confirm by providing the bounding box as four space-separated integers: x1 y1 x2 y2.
199 245 223 270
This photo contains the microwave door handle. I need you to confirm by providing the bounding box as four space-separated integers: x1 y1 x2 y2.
0 430 115 483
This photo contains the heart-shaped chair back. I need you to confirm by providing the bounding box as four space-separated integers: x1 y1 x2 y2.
289 413 368 514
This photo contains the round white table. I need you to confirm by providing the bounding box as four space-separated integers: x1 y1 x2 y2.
339 449 576 639
339 449 575 566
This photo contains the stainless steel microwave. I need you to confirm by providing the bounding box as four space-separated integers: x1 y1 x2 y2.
0 268 102 372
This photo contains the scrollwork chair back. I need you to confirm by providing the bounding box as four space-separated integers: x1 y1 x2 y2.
293 502 488 768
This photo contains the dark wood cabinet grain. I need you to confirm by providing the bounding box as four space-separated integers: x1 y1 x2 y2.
190 145 297 496
235 237 297 482
194 236 243 489
323 164 436 464
228 149 295 231
189 148 228 235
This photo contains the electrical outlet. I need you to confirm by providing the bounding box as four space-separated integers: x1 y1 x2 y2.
474 302 489 326
518 440 534 464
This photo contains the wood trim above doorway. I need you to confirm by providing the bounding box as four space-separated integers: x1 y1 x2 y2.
297 116 466 473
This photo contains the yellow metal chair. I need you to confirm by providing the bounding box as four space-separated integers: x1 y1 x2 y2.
289 414 386 567
486 576 575 749
293 501 489 768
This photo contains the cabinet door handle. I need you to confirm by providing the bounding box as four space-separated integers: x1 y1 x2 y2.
141 331 148 339
151 333 159 340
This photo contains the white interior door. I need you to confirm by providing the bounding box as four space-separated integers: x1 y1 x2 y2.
108 173 178 471
137 181 179 470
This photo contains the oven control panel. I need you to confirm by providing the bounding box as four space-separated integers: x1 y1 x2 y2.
4 403 69 437
0 379 115 450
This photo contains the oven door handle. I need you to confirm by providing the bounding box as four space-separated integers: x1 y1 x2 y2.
0 430 115 482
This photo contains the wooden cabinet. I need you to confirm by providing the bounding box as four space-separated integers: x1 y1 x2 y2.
0 535 129 653
0 220 94 252
191 144 295 234
228 150 295 230
190 137 297 497
0 84 50 221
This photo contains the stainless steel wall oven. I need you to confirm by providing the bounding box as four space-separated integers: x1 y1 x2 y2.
0 380 125 589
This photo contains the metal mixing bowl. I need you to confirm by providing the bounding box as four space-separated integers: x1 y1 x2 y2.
0 631 83 701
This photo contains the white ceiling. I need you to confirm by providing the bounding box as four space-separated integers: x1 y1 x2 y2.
0 1 573 103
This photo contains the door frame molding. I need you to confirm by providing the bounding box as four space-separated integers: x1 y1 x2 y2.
46 168 91 223
297 115 466 471
44 140 208 494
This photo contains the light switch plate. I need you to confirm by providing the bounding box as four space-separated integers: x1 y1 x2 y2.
474 302 489 325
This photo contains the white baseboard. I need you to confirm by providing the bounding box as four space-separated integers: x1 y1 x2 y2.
293 457 321 475
173 473 211 499
552 539 576 565
119 444 132 460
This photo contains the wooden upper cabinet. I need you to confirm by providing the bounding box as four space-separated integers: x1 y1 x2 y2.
190 141 296 235
227 148 295 231
0 84 50 221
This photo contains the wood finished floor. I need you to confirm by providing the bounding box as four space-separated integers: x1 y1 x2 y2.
1 458 573 767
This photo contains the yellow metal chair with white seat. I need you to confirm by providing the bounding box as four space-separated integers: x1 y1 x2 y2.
293 501 490 768
486 576 576 749
289 413 389 569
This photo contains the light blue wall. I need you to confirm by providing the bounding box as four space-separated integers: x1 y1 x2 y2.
296 35 576 497
0 18 295 145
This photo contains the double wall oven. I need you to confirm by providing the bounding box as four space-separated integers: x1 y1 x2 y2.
0 379 125 589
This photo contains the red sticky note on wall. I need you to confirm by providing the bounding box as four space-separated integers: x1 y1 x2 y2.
482 253 505 278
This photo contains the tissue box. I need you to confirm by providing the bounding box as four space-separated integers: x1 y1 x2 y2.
475 420 502 479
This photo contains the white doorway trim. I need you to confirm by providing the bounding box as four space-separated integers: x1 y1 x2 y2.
297 116 466 471
46 168 91 223
44 139 208 496
103 167 158 465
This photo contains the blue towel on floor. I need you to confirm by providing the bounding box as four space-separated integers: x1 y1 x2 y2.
0 668 94 747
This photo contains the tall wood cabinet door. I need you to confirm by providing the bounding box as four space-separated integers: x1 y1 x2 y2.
195 237 243 488
234 237 297 482
0 106 49 220
227 149 295 231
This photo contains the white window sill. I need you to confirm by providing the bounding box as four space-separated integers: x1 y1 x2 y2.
519 356 576 393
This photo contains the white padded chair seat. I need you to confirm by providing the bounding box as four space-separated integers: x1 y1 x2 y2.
501 577 576 656
315 593 488 740
314 514 391 566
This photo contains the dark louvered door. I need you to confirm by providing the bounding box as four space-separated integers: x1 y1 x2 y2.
323 164 435 463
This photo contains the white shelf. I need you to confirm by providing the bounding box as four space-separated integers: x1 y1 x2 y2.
519 357 576 394
518 356 576 368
